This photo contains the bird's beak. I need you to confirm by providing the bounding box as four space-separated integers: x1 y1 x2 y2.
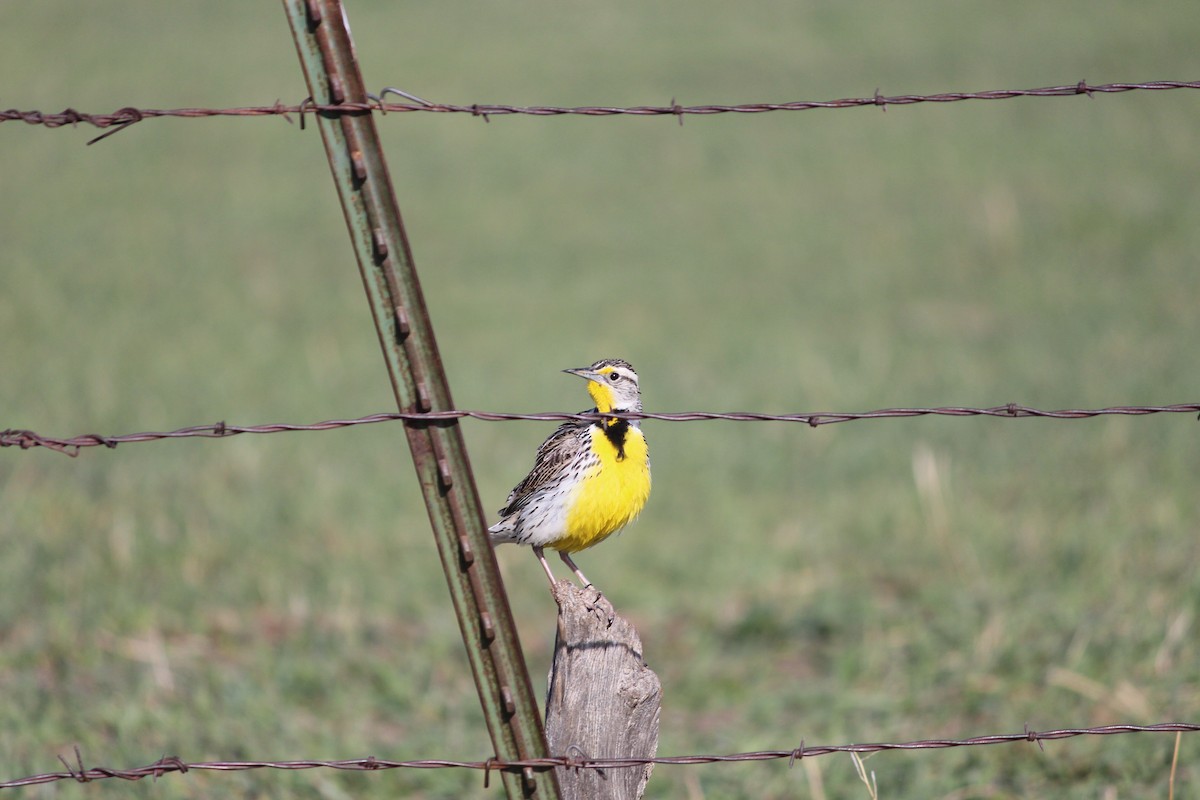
563 367 604 383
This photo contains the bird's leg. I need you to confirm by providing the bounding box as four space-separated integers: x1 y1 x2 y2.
558 551 593 588
533 545 557 589
559 551 614 625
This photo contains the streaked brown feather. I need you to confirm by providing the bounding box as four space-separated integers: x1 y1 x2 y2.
496 419 590 518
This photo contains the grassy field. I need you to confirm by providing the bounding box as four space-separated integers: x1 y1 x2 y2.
3 2 1199 797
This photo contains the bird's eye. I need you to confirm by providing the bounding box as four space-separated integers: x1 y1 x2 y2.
607 372 620 382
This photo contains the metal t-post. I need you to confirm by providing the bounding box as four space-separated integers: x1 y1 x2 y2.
282 2 560 797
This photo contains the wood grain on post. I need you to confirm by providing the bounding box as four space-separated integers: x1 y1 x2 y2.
544 582 662 799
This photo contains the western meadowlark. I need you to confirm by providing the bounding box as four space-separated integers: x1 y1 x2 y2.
489 358 651 595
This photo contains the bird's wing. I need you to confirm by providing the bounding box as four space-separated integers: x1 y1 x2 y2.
496 420 588 518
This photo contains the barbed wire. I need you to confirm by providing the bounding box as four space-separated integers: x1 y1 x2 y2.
3 723 1194 789
3 402 1197 457
3 79 1198 143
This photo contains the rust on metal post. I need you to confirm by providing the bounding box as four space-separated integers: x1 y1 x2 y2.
280 2 559 798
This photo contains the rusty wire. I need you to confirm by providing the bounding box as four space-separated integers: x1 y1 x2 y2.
3 723 1195 788
2 80 1198 143
3 402 1198 457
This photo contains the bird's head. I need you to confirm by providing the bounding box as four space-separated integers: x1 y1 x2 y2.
563 358 642 414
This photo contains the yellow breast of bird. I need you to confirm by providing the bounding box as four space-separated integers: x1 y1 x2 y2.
557 425 651 554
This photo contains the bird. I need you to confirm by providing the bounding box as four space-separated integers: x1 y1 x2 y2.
489 358 652 596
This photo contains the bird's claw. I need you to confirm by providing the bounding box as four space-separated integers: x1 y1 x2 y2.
582 585 616 627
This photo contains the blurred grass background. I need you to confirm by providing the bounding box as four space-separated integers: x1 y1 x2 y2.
3 1 1199 797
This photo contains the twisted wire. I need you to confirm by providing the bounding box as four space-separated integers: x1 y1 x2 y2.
3 403 1197 457
4 723 1194 788
3 80 1197 143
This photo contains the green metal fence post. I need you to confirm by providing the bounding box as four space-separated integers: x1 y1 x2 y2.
281 2 560 797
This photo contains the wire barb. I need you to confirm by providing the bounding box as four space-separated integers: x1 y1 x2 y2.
1025 723 1045 752
57 746 88 783
150 756 187 781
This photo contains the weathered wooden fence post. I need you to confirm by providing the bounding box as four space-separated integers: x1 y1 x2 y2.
544 583 662 799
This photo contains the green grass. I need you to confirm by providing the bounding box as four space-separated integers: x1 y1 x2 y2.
3 1 1200 797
